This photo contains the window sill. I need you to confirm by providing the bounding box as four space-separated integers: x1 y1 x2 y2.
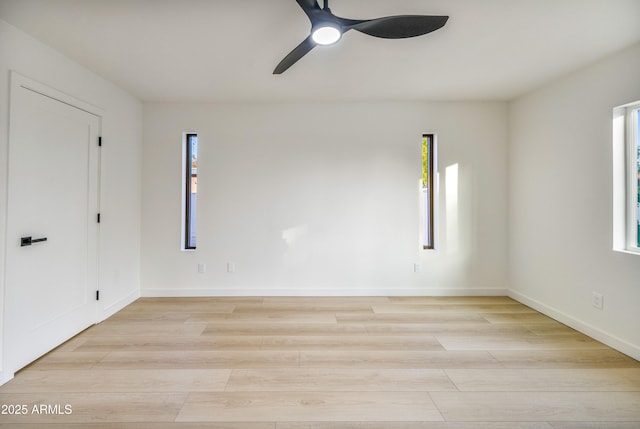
613 248 640 256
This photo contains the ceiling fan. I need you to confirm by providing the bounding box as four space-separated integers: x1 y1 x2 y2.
274 0 449 74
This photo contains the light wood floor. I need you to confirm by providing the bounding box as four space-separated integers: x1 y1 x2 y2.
1 296 640 428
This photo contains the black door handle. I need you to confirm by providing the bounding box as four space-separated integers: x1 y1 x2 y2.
21 236 48 247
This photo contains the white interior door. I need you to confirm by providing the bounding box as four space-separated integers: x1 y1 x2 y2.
4 74 100 374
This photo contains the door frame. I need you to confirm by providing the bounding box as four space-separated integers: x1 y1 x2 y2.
2 71 104 379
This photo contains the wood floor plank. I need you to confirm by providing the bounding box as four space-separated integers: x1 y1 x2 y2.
84 321 207 337
549 423 640 429
524 324 591 336
0 393 187 423
445 368 640 391
74 336 264 352
362 322 531 335
95 350 299 369
387 296 521 305
436 334 608 351
371 304 537 314
123 298 238 313
0 424 274 429
336 312 491 324
275 423 553 429
299 350 503 369
261 296 389 306
429 391 640 422
1 369 231 393
201 323 367 336
26 351 109 370
107 311 194 322
225 368 456 391
0 424 555 429
51 336 89 352
490 349 640 369
482 313 558 324
176 392 443 422
260 335 444 351
233 301 377 313
186 311 338 324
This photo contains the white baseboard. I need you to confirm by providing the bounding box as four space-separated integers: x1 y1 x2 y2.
141 287 508 297
508 289 640 361
98 289 140 322
0 371 14 386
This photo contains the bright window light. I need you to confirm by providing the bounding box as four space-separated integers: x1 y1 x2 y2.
634 108 639 247
421 134 437 250
183 133 198 250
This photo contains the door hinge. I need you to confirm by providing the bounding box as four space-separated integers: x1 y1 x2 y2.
98 136 102 147
97 213 101 223
96 290 100 301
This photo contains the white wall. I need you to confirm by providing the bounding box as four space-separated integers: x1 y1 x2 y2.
142 101 508 296
508 42 640 359
0 19 143 383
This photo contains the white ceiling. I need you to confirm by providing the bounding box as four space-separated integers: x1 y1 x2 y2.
1 0 639 102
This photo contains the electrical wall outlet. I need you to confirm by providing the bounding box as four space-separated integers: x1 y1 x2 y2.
198 263 206 273
227 262 235 273
592 292 604 310
413 263 421 273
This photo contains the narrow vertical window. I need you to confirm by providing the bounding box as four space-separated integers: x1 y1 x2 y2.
184 133 198 249
626 105 640 251
634 109 640 247
421 133 436 249
614 101 640 254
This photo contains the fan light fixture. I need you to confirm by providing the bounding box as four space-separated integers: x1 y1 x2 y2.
312 24 341 45
273 0 449 74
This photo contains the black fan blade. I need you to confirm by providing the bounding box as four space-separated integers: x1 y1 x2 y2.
339 15 448 39
273 36 316 74
296 0 321 19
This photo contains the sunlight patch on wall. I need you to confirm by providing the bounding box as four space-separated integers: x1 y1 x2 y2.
282 224 309 266
446 163 459 253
